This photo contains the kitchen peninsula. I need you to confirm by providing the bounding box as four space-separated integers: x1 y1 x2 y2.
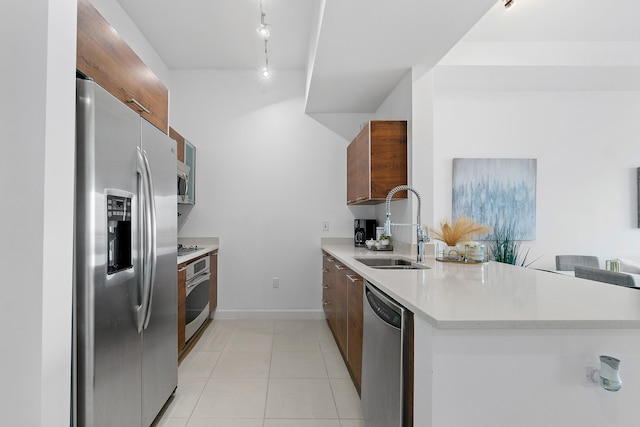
322 242 640 427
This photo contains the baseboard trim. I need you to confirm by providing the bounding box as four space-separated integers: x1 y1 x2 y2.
214 309 325 320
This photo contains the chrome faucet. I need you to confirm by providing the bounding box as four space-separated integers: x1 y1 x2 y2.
384 185 430 263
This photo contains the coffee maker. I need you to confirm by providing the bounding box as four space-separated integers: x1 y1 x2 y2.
354 219 377 247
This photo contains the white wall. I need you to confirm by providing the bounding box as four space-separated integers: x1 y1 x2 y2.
170 70 360 317
431 81 640 270
411 68 436 237
0 0 76 425
373 71 415 245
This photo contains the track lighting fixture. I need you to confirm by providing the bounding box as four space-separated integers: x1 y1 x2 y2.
260 40 271 79
256 1 270 39
257 1 272 79
504 0 515 9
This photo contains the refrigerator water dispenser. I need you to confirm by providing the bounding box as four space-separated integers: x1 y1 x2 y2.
107 193 132 274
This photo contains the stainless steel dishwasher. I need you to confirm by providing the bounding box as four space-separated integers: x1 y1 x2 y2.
361 281 410 427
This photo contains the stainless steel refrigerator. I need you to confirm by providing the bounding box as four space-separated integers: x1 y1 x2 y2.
74 78 177 427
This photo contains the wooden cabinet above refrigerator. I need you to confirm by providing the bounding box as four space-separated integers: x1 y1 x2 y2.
76 0 169 134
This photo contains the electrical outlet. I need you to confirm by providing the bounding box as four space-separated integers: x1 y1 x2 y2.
273 277 279 288
322 221 330 232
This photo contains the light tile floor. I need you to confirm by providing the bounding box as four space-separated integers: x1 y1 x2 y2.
155 319 364 427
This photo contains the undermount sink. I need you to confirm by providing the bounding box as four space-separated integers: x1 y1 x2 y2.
354 257 430 270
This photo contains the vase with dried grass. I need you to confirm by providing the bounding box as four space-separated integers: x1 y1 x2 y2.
430 216 491 261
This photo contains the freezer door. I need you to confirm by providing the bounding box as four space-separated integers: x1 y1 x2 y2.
75 78 143 427
140 118 178 427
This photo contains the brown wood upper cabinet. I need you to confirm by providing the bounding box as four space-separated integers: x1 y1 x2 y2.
347 121 408 204
170 127 186 162
77 0 169 134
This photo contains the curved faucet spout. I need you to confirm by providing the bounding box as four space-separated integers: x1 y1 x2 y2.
384 185 430 263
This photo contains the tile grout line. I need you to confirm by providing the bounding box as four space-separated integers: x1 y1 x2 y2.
262 326 275 422
183 321 228 424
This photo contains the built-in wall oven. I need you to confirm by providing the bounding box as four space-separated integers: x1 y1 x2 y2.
185 255 210 341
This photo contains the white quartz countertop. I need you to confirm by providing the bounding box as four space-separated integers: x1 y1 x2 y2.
321 244 640 330
177 245 218 265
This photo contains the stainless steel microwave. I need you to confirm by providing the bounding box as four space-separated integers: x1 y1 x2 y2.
177 160 190 204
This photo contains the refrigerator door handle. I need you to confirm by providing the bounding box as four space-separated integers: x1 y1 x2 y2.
135 148 147 332
135 147 154 332
140 148 157 330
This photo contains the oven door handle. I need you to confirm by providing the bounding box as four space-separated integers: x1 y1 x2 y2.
186 272 210 294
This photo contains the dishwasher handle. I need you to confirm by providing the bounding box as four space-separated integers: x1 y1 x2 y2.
365 282 403 330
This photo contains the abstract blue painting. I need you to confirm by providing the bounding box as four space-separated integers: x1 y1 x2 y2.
452 158 537 240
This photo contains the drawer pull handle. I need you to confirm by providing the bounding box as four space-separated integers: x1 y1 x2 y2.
322 299 330 305
346 274 361 282
128 98 151 114
334 264 346 270
322 284 329 289
322 268 329 273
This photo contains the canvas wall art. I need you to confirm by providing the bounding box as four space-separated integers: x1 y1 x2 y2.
452 158 537 240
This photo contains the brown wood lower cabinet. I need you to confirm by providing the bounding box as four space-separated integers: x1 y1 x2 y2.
209 250 218 313
321 251 364 394
322 253 336 331
334 262 348 357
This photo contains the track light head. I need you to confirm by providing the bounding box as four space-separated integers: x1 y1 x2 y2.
256 23 270 39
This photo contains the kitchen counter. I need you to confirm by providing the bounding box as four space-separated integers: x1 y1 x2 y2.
321 244 640 329
177 245 218 265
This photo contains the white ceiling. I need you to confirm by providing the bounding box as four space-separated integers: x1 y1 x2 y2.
116 0 315 70
463 0 640 43
116 0 640 114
